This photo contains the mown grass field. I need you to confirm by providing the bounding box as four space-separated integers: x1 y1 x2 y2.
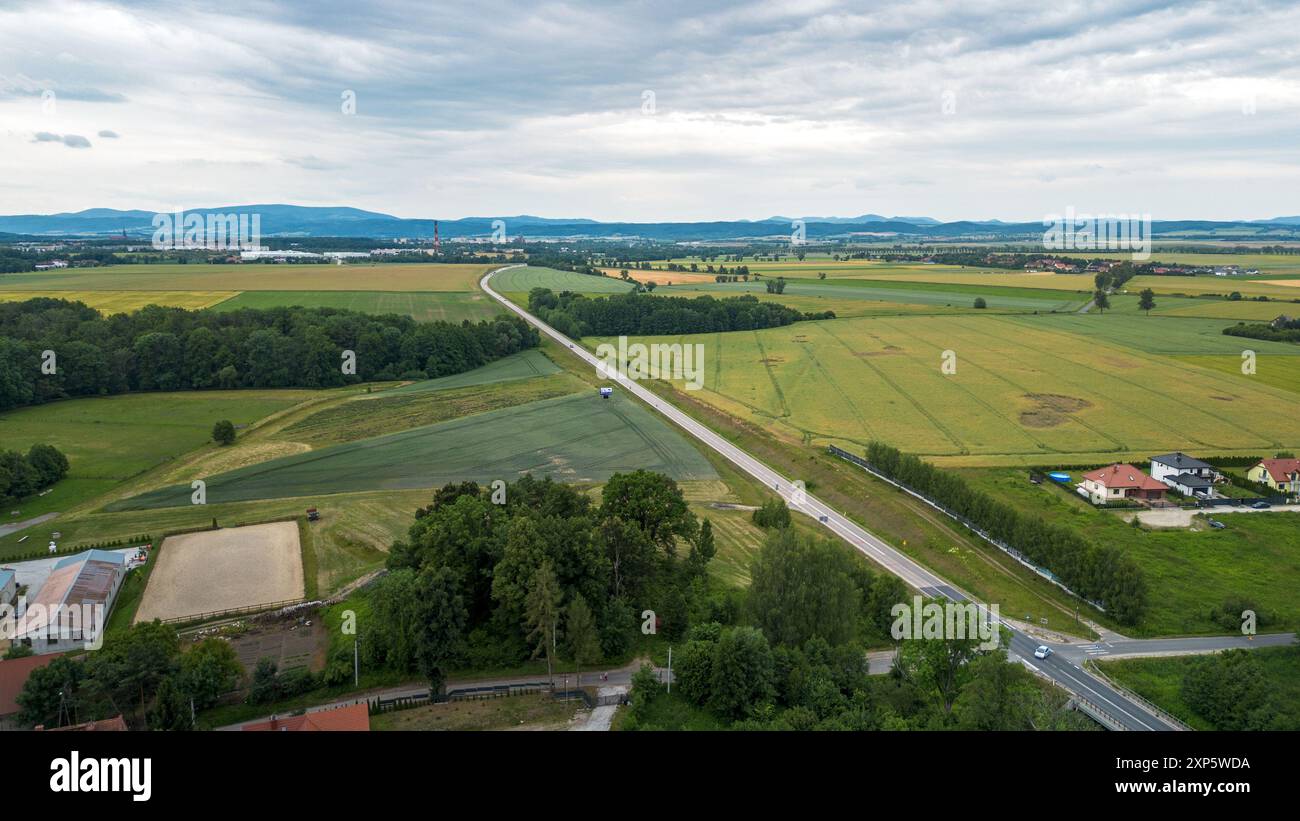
371 694 579 730
489 265 637 294
1127 273 1300 299
592 312 1300 465
210 289 504 322
0 290 237 313
1101 647 1300 730
391 349 559 393
109 390 718 510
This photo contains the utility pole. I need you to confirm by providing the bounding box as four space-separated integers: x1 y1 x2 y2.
666 645 672 694
354 638 359 687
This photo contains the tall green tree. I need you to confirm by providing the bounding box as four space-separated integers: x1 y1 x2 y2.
1093 289 1110 313
1138 287 1156 315
565 594 600 688
413 567 469 695
523 560 562 688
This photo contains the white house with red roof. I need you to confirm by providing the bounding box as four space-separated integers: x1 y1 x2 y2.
1079 463 1169 505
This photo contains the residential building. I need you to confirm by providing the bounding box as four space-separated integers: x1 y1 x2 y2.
243 701 371 731
1150 453 1219 497
1079 463 1169 504
37 715 129 731
0 654 57 728
1247 458 1300 494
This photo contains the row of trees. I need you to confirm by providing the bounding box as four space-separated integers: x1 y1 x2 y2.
865 441 1148 624
362 472 722 693
0 443 69 507
526 288 833 339
0 297 539 412
1224 316 1300 344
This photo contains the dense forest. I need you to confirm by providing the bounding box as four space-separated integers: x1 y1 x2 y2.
865 441 1148 624
526 288 834 338
0 297 539 412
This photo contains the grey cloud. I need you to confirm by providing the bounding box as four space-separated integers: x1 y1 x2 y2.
98 130 119 138
31 131 92 148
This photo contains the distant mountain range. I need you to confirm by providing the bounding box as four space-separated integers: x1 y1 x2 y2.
3 204 1300 241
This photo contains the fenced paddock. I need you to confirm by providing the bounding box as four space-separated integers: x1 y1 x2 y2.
134 522 305 624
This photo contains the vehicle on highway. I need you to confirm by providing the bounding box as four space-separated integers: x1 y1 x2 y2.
1033 645 1053 660
819 514 828 522
1251 501 1271 509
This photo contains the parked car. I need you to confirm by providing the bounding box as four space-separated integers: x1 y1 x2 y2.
1033 645 1053 660
1209 519 1225 529
1251 501 1271 510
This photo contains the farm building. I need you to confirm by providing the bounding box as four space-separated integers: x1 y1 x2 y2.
1247 458 1300 494
12 550 126 655
1149 453 1218 484
1079 464 1168 505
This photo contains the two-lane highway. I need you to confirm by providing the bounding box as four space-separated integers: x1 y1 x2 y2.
482 265 1179 730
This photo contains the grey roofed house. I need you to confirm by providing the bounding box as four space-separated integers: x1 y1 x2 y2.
1151 452 1214 472
1166 472 1214 497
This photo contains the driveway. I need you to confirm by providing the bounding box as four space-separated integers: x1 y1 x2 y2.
1125 503 1300 528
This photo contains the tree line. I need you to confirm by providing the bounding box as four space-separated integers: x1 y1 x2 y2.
13 622 243 730
1223 316 1300 344
526 288 834 339
0 297 539 412
865 441 1148 624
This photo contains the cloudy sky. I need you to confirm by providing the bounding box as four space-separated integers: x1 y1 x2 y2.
2 0 1298 222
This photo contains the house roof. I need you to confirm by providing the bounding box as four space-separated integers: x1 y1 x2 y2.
20 550 124 637
1170 472 1212 488
1082 463 1167 491
243 702 370 732
1256 458 1300 484
1151 452 1213 471
0 653 57 716
40 715 128 731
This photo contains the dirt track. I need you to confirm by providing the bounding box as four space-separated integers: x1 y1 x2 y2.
135 522 304 623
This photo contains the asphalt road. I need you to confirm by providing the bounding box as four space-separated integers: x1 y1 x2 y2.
482 265 1202 731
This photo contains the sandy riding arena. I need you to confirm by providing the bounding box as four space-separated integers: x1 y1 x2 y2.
135 522 305 623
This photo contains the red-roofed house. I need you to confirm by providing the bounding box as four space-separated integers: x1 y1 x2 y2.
0 653 57 728
1080 463 1168 505
243 701 370 732
1247 458 1300 494
38 715 128 731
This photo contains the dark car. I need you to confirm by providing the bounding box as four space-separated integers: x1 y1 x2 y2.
1208 519 1225 529
1251 501 1271 510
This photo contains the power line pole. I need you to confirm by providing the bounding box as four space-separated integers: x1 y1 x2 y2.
666 645 672 694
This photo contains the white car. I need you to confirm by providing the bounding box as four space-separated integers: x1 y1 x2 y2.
1033 645 1053 660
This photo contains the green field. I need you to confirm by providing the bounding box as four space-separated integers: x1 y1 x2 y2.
489 265 637 294
210 290 505 322
0 390 316 517
109 390 717 510
659 276 1087 312
961 469 1300 635
1101 647 1300 730
593 312 1300 465
392 349 560 393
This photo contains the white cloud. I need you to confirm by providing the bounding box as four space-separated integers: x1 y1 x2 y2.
0 0 1298 220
